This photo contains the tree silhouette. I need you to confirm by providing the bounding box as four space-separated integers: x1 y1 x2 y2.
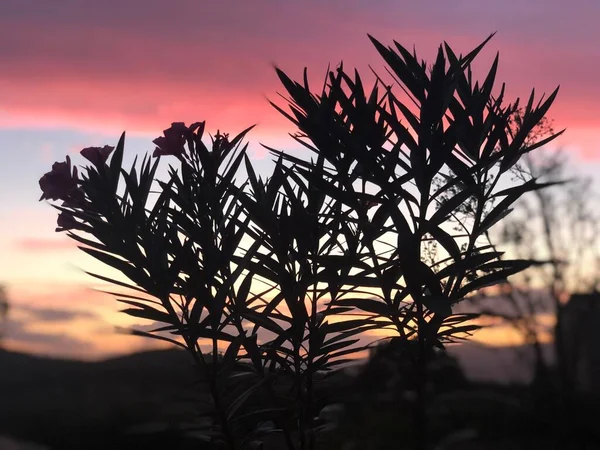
0 285 8 346
486 144 600 386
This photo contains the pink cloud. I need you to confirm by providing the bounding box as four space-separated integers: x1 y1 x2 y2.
0 0 597 158
14 238 76 252
556 128 600 159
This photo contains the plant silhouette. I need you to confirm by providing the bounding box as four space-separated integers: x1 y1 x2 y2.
39 33 562 450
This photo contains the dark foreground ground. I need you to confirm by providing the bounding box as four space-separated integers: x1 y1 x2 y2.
0 345 599 449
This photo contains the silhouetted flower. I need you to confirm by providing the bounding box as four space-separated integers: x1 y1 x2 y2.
56 211 79 232
153 122 188 157
189 121 206 135
80 145 114 167
63 188 86 208
39 156 79 201
213 130 230 155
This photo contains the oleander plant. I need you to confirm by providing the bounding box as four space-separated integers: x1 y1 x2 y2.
39 33 562 450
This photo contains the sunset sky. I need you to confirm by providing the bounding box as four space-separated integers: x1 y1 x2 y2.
1 0 599 359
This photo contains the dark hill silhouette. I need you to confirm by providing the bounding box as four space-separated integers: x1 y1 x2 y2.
0 348 203 449
0 343 545 449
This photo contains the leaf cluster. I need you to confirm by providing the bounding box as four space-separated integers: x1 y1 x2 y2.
43 34 562 450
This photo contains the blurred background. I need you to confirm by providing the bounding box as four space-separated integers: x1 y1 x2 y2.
1 1 600 448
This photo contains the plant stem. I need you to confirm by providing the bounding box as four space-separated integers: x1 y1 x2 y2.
414 180 431 450
415 300 428 450
187 339 238 450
